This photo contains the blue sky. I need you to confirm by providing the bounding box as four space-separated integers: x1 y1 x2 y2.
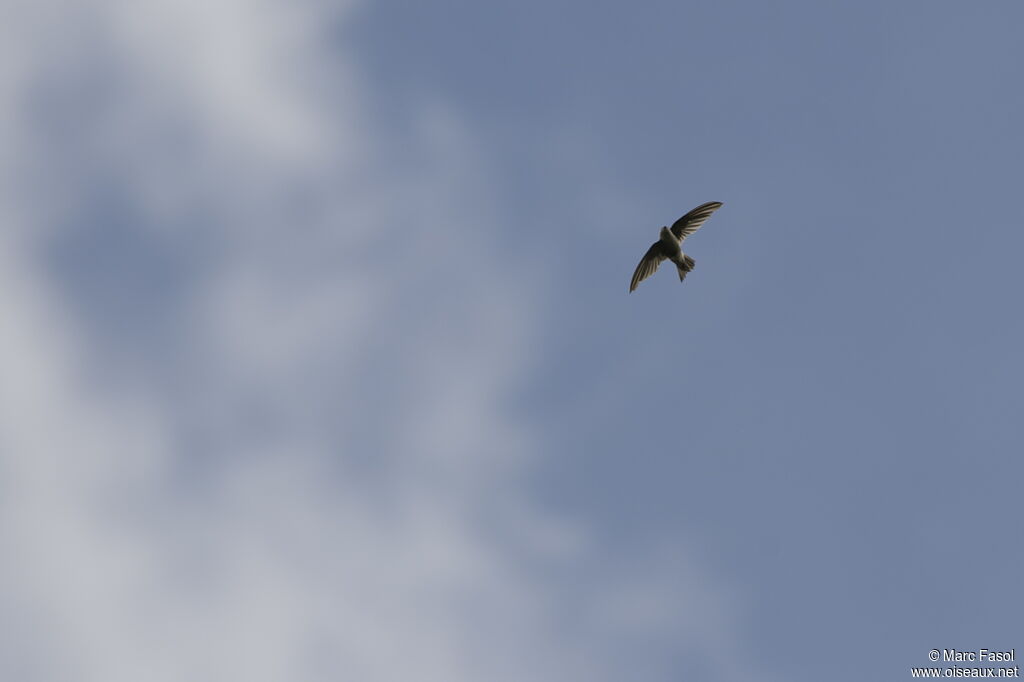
2 1 1022 680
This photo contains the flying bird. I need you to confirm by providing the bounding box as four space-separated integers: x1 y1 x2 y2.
629 201 723 292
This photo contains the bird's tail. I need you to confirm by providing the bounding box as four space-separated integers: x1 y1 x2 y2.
676 254 696 281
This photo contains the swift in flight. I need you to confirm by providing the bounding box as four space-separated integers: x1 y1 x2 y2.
629 201 723 292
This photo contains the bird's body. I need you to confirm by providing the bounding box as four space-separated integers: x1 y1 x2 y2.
629 201 723 292
658 226 682 259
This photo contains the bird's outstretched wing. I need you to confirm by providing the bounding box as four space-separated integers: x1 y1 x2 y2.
629 242 667 292
669 201 723 240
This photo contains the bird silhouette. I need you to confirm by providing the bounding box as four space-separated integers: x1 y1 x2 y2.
629 201 723 292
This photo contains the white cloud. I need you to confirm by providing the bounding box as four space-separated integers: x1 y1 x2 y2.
0 1 767 680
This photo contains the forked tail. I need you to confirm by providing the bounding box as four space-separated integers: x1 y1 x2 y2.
676 254 696 281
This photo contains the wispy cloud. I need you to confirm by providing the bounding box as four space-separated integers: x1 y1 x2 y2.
0 1 765 680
